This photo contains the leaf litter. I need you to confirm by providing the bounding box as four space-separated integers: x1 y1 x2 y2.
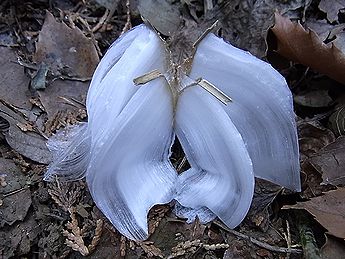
1 0 345 258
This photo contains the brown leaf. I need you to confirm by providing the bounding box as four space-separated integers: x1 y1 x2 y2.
220 0 309 57
306 18 333 41
95 0 120 10
271 12 345 84
298 121 336 159
294 89 333 108
138 0 181 36
0 158 32 227
6 125 51 164
287 188 345 239
333 31 345 54
329 106 345 136
0 105 51 164
0 47 31 110
34 11 99 78
321 234 345 259
38 79 88 133
309 137 345 186
0 216 39 258
319 0 345 22
247 179 282 231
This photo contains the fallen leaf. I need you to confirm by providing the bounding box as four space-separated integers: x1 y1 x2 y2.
38 79 88 133
0 47 52 163
31 63 49 90
0 216 39 258
34 11 99 78
95 0 120 10
309 137 345 186
6 125 51 164
329 106 345 136
0 158 32 227
333 31 345 54
0 109 51 164
0 31 17 47
271 12 345 84
294 89 333 108
319 0 345 22
306 18 334 41
321 234 345 259
38 81 87 114
247 179 282 231
138 0 181 36
0 47 31 110
307 18 345 53
298 121 336 158
220 0 310 57
286 188 345 239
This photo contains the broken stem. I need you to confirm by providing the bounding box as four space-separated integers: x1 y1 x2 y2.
214 221 302 254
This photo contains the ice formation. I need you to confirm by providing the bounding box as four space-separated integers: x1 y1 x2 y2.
45 24 300 240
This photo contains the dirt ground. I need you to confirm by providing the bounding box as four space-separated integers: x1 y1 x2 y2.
0 0 345 258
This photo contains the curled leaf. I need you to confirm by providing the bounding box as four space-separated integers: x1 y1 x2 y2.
271 12 345 84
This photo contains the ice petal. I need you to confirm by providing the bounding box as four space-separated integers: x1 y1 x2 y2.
44 24 167 183
87 24 167 141
44 123 90 181
87 77 177 240
175 86 254 228
189 33 300 191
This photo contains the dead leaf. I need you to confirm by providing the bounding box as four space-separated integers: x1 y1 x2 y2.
307 18 345 54
6 128 51 164
0 109 51 164
321 234 345 259
298 121 336 158
0 216 39 258
271 12 345 84
309 137 345 186
294 90 333 108
38 79 88 134
286 188 345 239
220 0 310 58
0 47 31 110
306 18 334 41
34 11 99 78
329 106 345 136
38 80 87 117
247 179 282 231
319 0 345 22
95 0 120 10
333 31 345 54
0 158 32 227
138 0 181 37
31 63 49 90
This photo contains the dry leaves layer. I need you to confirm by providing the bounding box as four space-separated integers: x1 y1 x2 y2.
272 12 345 84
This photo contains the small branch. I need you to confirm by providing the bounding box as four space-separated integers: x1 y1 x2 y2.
120 0 132 35
214 221 302 254
92 8 109 33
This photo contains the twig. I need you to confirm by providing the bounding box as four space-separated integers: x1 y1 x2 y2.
283 220 292 259
214 221 302 254
92 8 109 33
177 156 187 173
2 186 28 198
120 0 132 35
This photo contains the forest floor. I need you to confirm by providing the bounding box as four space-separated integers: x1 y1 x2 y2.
0 0 345 258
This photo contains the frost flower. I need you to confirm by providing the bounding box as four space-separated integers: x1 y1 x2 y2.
44 24 300 240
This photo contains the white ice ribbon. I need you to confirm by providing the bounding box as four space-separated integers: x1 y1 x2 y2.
45 24 300 240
